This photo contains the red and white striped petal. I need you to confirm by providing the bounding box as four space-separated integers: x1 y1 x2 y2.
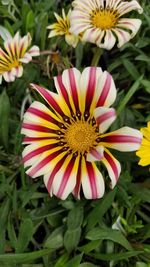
86 146 104 162
22 140 58 168
73 156 82 199
44 153 68 197
52 155 80 199
62 68 81 113
19 33 31 58
98 30 116 50
79 67 103 113
94 107 116 133
81 158 105 199
23 101 61 127
100 127 142 151
96 71 117 107
26 147 64 178
54 74 73 113
112 28 131 48
101 149 121 189
82 28 102 45
30 83 71 117
28 45 40 56
116 0 143 16
117 18 142 38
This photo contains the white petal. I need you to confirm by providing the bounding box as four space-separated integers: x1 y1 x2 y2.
86 146 104 162
94 107 117 133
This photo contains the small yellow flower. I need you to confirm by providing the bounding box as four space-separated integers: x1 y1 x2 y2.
136 122 150 167
47 9 79 48
0 28 40 83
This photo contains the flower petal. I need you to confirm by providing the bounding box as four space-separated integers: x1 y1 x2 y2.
81 158 105 199
62 68 81 113
94 107 116 133
98 30 116 50
96 71 117 107
86 146 104 162
79 66 103 113
30 83 71 117
52 155 80 199
101 149 121 189
112 28 131 48
26 147 64 178
116 0 143 16
28 45 40 56
117 18 142 38
100 127 142 151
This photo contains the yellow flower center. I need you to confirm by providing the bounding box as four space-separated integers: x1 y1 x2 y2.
91 8 118 30
64 120 99 153
0 57 20 74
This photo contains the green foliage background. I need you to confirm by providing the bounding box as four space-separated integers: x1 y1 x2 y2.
0 0 150 266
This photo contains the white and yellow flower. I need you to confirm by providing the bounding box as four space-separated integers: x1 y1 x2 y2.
136 122 150 167
47 9 79 48
21 67 142 200
0 29 40 84
70 0 143 50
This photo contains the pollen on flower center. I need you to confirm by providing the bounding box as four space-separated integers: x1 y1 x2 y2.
64 121 98 153
91 9 118 30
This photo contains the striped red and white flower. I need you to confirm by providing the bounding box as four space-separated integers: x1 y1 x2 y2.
21 67 142 199
70 0 143 50
0 30 40 84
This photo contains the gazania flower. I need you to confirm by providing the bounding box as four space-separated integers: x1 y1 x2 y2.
47 9 79 48
70 0 143 50
21 67 142 199
136 122 150 167
0 31 40 83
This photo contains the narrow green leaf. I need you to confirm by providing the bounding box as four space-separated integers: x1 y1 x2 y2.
66 254 83 267
86 228 132 250
122 58 140 80
86 251 143 261
79 263 98 267
0 249 52 264
16 218 34 253
117 76 143 116
7 214 17 250
0 90 10 149
67 206 83 230
79 240 101 253
44 227 63 249
86 189 117 230
54 253 69 267
64 228 81 253
26 10 35 31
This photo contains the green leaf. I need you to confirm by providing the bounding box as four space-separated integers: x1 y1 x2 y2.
66 254 83 267
64 228 81 253
44 227 63 249
86 228 132 250
54 253 69 267
86 189 117 230
117 76 143 116
26 10 35 31
16 219 34 253
79 264 98 267
79 240 101 253
86 251 143 261
0 249 52 264
122 58 140 80
67 206 83 230
0 90 10 149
